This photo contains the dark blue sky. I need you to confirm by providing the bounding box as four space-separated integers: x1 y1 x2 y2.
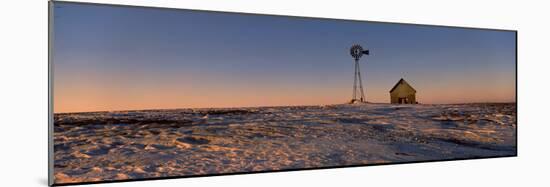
53 2 516 112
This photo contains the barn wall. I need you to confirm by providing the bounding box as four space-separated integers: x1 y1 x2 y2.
390 92 399 103
407 94 416 104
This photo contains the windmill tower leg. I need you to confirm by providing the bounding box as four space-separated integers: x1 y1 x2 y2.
351 58 366 103
357 59 365 102
352 59 358 102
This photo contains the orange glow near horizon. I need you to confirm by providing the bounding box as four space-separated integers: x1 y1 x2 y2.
53 72 515 113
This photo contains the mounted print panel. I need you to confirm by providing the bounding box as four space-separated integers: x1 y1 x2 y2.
49 1 517 186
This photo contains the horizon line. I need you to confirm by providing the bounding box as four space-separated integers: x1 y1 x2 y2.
53 101 516 114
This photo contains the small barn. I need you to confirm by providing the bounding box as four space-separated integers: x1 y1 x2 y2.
389 78 417 104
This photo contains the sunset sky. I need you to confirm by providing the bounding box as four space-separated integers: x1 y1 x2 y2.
53 2 516 113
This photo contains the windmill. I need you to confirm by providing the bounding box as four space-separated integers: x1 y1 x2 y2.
349 44 369 104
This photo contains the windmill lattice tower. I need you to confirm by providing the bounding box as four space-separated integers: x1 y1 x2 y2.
349 44 369 104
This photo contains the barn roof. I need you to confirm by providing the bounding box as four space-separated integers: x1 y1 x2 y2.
389 78 416 93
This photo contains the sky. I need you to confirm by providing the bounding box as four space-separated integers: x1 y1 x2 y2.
52 2 516 113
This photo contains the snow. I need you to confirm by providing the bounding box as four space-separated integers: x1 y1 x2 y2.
52 103 516 184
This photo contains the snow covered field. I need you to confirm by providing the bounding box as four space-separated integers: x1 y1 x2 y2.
53 103 516 184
